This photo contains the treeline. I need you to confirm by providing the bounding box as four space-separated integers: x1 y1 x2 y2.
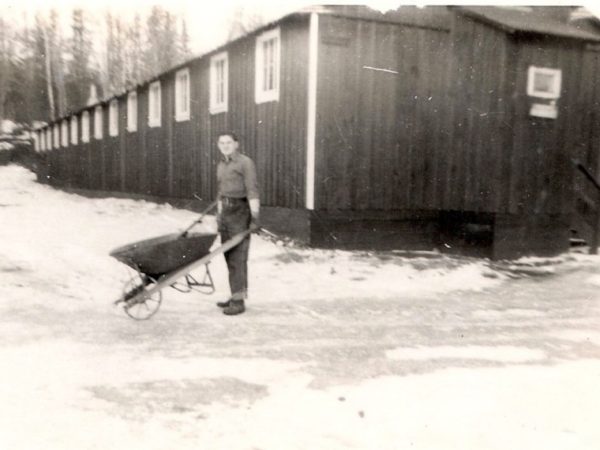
0 6 193 126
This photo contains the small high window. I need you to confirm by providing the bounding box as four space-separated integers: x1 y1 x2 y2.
255 27 281 104
47 128 53 150
70 116 78 145
149 81 161 127
61 120 69 147
94 105 103 139
53 124 60 149
527 66 562 99
109 99 119 137
175 68 190 121
210 52 228 114
127 91 137 132
82 111 90 143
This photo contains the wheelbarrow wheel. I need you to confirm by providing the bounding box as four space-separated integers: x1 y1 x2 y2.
122 275 162 320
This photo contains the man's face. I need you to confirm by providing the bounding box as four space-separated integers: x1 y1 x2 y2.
218 135 238 156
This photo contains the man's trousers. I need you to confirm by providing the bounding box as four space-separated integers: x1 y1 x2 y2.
219 197 251 301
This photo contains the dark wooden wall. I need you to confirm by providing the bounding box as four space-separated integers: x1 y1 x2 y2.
507 35 586 216
315 11 599 221
42 15 311 210
444 14 513 213
39 8 600 233
315 14 453 212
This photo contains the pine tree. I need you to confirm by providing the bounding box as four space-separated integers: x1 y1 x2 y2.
179 17 192 62
9 14 35 123
144 6 181 78
49 9 68 117
66 8 94 112
29 14 51 122
124 13 143 87
0 16 11 122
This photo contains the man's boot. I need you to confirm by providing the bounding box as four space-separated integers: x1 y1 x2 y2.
216 298 231 308
223 299 245 315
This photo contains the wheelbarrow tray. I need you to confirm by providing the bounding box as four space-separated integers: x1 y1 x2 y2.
110 231 218 279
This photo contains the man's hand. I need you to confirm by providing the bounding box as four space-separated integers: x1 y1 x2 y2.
250 215 260 233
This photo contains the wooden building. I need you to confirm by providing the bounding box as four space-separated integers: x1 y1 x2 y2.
33 5 600 259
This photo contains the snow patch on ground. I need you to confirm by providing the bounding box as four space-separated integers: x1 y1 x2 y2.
3 164 600 449
551 330 600 346
0 164 507 306
386 345 547 362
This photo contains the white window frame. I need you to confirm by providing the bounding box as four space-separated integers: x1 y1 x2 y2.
109 99 119 137
210 52 228 114
127 91 137 132
255 27 281 104
175 68 191 122
148 81 162 127
527 66 562 99
81 111 90 143
94 105 103 139
46 128 52 151
70 116 78 145
61 120 69 147
53 124 60 149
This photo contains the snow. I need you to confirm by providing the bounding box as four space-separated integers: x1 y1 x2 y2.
1 164 600 449
386 345 547 362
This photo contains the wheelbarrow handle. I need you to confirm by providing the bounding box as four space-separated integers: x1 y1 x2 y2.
179 198 219 238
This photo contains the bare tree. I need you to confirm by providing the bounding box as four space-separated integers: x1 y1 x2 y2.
228 5 265 41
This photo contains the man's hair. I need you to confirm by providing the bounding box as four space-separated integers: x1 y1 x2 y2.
217 131 238 142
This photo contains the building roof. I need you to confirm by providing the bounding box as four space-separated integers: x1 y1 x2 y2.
315 5 451 30
456 6 600 42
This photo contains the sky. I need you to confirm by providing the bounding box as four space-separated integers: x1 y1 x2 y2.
2 0 600 56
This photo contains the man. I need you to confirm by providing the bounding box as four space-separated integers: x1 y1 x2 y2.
215 131 260 316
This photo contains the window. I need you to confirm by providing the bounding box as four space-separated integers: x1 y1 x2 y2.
53 124 60 149
148 81 161 127
175 68 190 121
70 116 78 145
127 91 137 132
82 111 90 143
255 27 281 103
527 66 562 99
40 130 46 151
109 99 119 136
94 105 103 139
61 120 69 147
46 128 52 150
210 52 228 114
33 131 39 151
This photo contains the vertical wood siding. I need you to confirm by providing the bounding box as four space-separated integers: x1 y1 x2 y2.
189 16 309 206
315 15 452 211
508 36 585 215
446 15 513 213
576 48 600 221
89 109 103 190
41 9 600 227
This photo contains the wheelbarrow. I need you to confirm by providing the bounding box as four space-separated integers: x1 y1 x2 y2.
110 200 251 320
